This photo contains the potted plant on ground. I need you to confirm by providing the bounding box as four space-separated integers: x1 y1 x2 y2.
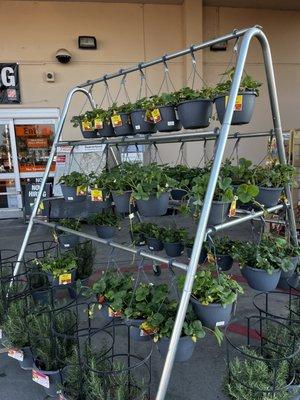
130 222 147 246
214 68 262 125
253 161 296 208
130 97 157 135
59 172 90 203
179 269 243 329
162 226 188 257
208 235 234 271
151 92 182 132
54 218 81 249
185 237 207 264
88 210 120 239
175 86 214 129
109 102 135 136
34 253 77 287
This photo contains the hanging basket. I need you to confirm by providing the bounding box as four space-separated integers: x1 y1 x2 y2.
60 186 86 203
155 106 181 132
112 191 132 214
163 242 184 257
58 233 79 250
157 336 196 363
95 225 117 239
177 99 212 129
255 186 283 208
113 113 134 136
80 127 98 139
171 188 188 201
191 296 234 329
125 319 151 342
208 201 231 226
146 237 164 252
216 254 234 271
136 192 169 217
277 256 299 289
130 110 157 135
96 122 115 138
241 265 282 291
214 91 257 125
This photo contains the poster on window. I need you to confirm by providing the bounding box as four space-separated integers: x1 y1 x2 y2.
0 63 21 104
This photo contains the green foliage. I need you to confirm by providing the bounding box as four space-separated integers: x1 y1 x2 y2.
34 253 77 279
132 97 155 112
88 210 120 227
161 226 188 244
163 165 201 190
210 236 234 256
221 158 254 185
215 68 262 96
152 92 178 107
175 86 215 101
178 269 243 307
58 218 81 232
253 161 296 188
109 102 135 114
237 183 259 204
73 241 95 280
59 171 90 188
71 108 114 128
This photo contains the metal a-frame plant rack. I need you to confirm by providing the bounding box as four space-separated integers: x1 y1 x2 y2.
13 25 298 400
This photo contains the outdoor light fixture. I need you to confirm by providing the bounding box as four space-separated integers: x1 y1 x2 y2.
78 36 97 50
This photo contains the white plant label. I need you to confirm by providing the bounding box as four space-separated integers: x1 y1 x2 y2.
167 121 175 126
135 125 141 130
129 213 135 220
67 197 73 201
8 348 24 362
0 329 2 339
149 247 154 251
32 369 50 389
216 321 225 327
64 244 70 248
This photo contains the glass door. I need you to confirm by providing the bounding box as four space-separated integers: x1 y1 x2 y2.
0 120 22 218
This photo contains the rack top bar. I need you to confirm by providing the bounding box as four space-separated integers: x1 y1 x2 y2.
77 26 262 88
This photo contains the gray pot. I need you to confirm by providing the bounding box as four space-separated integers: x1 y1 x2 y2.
126 319 151 342
191 297 234 329
208 201 230 226
60 186 86 203
33 362 61 398
214 92 257 125
157 336 196 362
96 122 115 138
58 233 79 249
177 99 212 129
277 256 299 290
171 188 188 201
113 113 134 136
136 192 169 217
130 109 157 134
95 225 116 239
255 186 283 208
216 254 233 271
19 347 33 370
242 265 282 291
164 242 184 257
112 191 132 214
186 246 207 264
155 106 181 132
146 237 164 252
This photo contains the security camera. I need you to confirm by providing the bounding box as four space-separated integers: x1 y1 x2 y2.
56 49 72 64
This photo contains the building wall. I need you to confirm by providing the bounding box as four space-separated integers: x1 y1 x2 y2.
203 6 300 163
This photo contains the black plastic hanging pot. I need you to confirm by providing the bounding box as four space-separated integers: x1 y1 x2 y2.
277 256 298 289
19 347 33 370
112 191 132 214
80 127 98 139
171 189 188 201
208 201 230 226
130 231 146 246
186 246 207 264
95 225 117 239
58 233 79 250
125 319 151 342
96 122 115 138
113 113 134 136
33 362 62 398
191 297 234 329
60 186 86 203
146 237 164 252
214 92 257 125
255 187 283 208
157 336 196 362
130 109 157 135
47 269 77 287
136 192 169 217
242 265 281 291
163 242 184 257
177 99 212 129
155 106 182 132
87 195 112 214
216 254 233 271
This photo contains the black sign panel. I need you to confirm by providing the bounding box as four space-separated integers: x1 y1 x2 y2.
23 178 51 221
0 63 21 104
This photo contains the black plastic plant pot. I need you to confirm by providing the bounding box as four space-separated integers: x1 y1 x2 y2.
95 225 116 239
146 237 164 252
155 105 182 132
113 113 134 136
136 192 169 217
87 196 112 213
277 256 298 290
214 92 257 125
157 336 196 363
58 233 79 250
130 109 157 135
19 347 33 371
60 186 86 203
171 189 188 201
255 187 283 208
96 122 115 138
191 297 234 329
163 242 184 257
47 268 77 288
186 246 207 264
33 362 62 398
208 201 231 226
80 127 98 139
112 191 132 214
242 266 281 291
216 254 233 271
177 99 212 129
126 319 151 342
130 232 146 247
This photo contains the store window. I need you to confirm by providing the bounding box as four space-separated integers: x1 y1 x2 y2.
0 124 14 173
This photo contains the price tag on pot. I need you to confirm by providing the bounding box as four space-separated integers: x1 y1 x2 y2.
108 307 122 318
76 185 87 196
145 110 154 123
91 189 103 202
167 121 175 127
94 118 103 130
225 95 243 111
67 197 74 201
229 196 238 217
216 321 225 327
8 348 24 362
207 252 215 263
135 124 141 130
32 369 50 389
59 273 72 285
81 120 93 131
151 108 162 123
111 114 122 128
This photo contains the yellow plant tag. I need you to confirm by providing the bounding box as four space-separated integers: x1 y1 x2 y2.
229 196 238 217
59 273 72 285
108 307 122 318
38 202 44 211
111 114 122 128
207 252 215 263
91 189 103 202
94 118 103 130
145 110 154 123
81 120 93 131
151 108 162 123
225 95 243 111
76 185 87 196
